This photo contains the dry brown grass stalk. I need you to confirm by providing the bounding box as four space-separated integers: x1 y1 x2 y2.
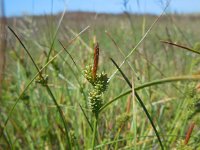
92 42 99 80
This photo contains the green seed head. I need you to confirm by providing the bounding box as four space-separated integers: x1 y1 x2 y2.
94 72 109 93
83 65 94 85
84 65 109 116
89 90 103 116
116 113 131 130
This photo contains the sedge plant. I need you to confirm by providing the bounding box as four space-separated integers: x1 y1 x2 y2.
83 42 109 149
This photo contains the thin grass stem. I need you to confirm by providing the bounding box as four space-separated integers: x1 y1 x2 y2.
100 75 200 113
110 58 164 149
92 116 98 150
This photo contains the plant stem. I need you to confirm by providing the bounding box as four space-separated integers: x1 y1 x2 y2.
92 116 98 150
45 85 72 149
100 75 200 113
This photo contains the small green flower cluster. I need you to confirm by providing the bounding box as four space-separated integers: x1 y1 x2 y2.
35 74 48 86
84 65 94 84
84 65 109 117
88 91 102 116
116 113 131 130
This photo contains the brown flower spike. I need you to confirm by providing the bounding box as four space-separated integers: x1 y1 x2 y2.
92 42 99 80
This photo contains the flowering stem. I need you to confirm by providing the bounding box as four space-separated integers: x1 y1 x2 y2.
92 115 98 150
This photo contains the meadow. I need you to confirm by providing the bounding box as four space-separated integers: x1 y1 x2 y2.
0 12 200 149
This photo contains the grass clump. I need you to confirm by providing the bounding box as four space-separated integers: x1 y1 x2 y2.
1 10 200 149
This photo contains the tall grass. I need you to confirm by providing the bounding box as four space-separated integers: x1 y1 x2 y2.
1 8 200 150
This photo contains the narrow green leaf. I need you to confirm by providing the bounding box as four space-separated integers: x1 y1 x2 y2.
110 58 164 150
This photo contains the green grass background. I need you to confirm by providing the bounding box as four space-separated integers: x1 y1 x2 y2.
1 12 200 149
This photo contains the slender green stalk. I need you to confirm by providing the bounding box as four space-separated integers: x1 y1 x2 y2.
135 75 200 90
92 116 98 150
58 41 88 106
99 90 131 113
109 3 170 81
94 134 186 149
79 103 93 131
100 75 200 113
114 127 123 150
2 129 12 149
131 80 137 150
45 10 66 66
105 30 141 81
110 58 164 149
135 92 164 149
59 40 80 71
45 86 72 150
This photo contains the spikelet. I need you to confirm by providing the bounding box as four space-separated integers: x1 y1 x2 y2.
83 42 109 117
88 90 103 116
116 113 131 130
83 65 94 85
94 72 109 93
83 67 109 116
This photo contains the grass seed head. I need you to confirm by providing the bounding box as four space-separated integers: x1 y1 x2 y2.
83 42 109 116
89 90 103 116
